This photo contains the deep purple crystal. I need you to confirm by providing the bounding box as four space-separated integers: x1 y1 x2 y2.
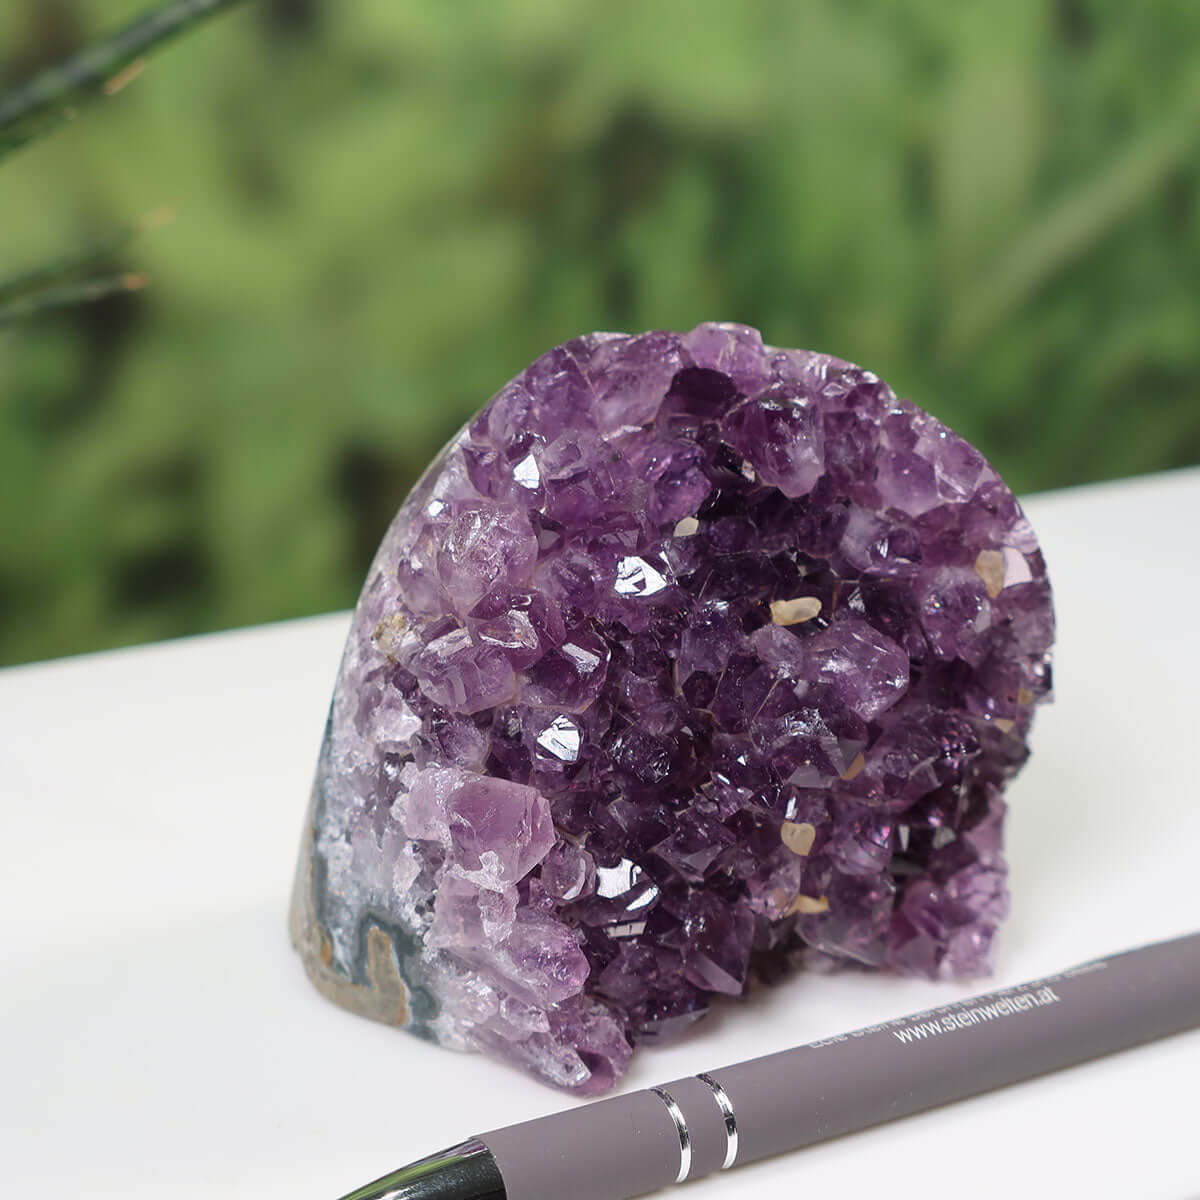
292 323 1054 1094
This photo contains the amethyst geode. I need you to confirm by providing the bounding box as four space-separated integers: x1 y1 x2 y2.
290 322 1053 1092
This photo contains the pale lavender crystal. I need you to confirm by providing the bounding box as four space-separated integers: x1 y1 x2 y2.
291 322 1054 1094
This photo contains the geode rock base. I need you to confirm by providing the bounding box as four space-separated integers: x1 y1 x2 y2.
291 323 1054 1093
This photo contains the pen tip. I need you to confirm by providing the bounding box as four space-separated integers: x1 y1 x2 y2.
335 1139 505 1200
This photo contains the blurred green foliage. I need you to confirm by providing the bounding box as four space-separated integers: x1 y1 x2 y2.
2 0 1199 665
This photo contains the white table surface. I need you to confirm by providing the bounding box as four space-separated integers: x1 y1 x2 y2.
3 467 1199 1200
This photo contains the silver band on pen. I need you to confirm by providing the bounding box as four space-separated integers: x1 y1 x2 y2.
649 1086 692 1183
696 1072 739 1169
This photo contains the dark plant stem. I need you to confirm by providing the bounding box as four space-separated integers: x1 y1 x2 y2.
0 209 172 306
0 273 149 329
0 0 248 161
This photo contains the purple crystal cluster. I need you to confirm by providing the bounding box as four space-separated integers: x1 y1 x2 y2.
292 323 1053 1093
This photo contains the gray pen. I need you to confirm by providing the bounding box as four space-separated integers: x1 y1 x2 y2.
336 930 1200 1200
